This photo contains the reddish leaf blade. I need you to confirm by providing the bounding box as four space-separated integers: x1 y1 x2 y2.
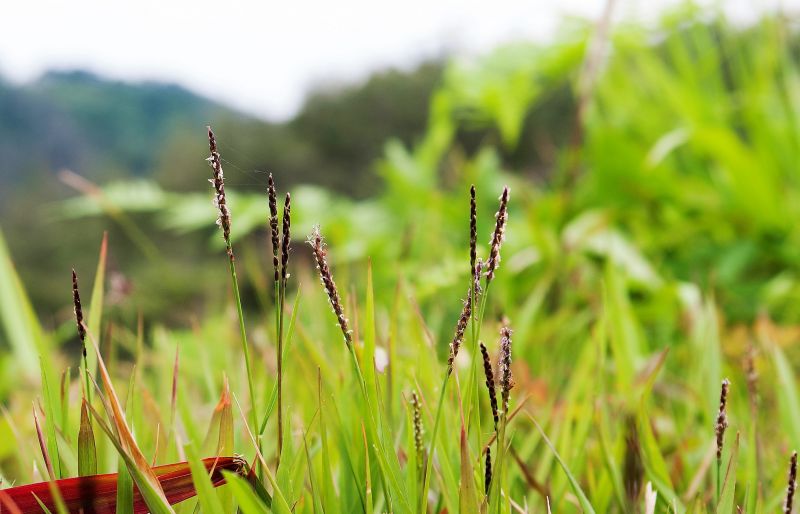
1 456 247 514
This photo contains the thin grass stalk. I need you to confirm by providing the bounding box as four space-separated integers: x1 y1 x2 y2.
267 174 281 466
465 185 484 456
419 372 450 514
276 193 291 467
206 127 258 440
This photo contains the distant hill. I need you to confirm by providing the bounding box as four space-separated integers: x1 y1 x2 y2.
0 70 239 189
0 63 444 201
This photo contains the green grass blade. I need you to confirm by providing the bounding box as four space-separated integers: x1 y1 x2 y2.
85 232 108 379
222 471 269 514
185 443 224 514
77 400 98 476
527 412 596 514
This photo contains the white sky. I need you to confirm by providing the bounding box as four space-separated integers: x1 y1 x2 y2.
0 0 794 120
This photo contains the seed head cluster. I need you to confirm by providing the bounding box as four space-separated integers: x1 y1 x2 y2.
446 290 473 375
715 378 730 460
469 185 477 274
484 446 493 495
280 193 291 288
206 127 232 256
485 186 509 283
71 269 86 357
480 341 499 430
786 451 798 514
499 326 513 415
268 173 280 284
410 392 424 472
308 226 352 347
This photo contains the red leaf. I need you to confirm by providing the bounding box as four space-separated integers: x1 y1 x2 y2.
0 456 247 514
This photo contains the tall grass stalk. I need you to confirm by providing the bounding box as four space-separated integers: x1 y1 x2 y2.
207 127 258 440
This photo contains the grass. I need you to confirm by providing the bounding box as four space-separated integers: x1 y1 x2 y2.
3 4 800 513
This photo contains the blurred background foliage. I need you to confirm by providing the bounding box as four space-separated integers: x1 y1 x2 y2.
2 4 799 335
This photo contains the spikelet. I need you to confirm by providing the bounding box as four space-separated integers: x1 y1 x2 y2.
206 127 232 257
480 341 499 431
473 258 483 302
484 446 493 496
307 226 351 347
268 173 280 284
280 193 291 288
485 186 509 283
446 290 473 375
469 185 477 275
499 326 513 415
410 392 424 474
786 451 798 514
715 378 730 460
71 269 86 357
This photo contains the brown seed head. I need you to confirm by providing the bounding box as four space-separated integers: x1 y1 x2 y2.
71 269 86 356
410 392 424 472
280 193 291 288
268 173 280 284
480 341 499 431
499 326 513 414
446 290 473 375
473 258 483 301
307 226 351 347
715 378 730 460
470 185 477 275
207 127 232 255
485 186 509 283
786 451 798 514
484 445 493 496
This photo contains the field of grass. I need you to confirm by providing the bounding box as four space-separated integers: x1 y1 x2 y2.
3 4 800 513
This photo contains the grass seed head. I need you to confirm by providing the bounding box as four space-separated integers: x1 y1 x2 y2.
480 341 499 431
206 126 232 256
716 378 730 460
499 326 513 414
485 186 509 283
470 185 477 275
473 258 483 301
484 445 493 496
268 173 280 284
280 192 291 287
786 451 798 514
446 290 473 375
71 269 86 356
410 392 424 473
307 226 351 347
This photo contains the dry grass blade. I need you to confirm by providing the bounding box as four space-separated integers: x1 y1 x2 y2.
88 331 169 504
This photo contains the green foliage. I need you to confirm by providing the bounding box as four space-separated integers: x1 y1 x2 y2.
4 4 800 514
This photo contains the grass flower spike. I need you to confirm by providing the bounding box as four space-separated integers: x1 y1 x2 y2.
268 173 280 284
786 451 798 514
308 226 352 347
206 127 232 257
446 290 473 375
485 186 509 283
499 326 513 414
480 341 499 430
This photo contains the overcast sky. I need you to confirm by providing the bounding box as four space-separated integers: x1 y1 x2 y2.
0 0 792 120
